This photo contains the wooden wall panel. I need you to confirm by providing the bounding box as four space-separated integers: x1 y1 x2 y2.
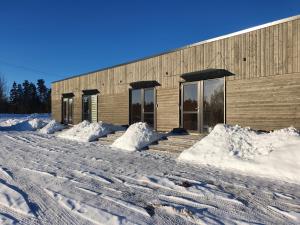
99 93 129 125
51 17 300 131
226 73 300 130
156 87 180 131
73 92 82 124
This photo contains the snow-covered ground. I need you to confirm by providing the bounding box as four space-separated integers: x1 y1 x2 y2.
0 115 299 224
179 124 300 185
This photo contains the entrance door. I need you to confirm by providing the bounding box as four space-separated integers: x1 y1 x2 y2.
182 83 199 131
62 97 73 124
181 77 224 132
82 95 98 122
143 88 155 127
130 87 155 128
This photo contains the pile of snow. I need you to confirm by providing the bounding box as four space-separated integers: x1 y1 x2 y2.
40 120 65 134
178 124 300 184
111 122 161 151
0 114 51 131
0 118 47 131
57 121 123 142
0 118 24 127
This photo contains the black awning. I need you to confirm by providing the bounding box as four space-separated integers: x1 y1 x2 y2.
62 93 74 98
130 80 160 89
82 89 100 95
181 69 234 82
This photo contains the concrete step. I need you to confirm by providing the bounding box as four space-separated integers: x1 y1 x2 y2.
148 144 185 153
98 131 125 144
166 134 206 141
98 129 206 154
148 133 206 153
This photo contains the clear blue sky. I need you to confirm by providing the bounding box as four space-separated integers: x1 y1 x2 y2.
0 0 299 89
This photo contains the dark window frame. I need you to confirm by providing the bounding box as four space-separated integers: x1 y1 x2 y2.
82 94 98 123
129 87 156 129
180 77 225 133
61 96 74 125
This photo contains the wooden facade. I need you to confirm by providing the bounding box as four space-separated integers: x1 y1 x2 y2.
52 15 300 131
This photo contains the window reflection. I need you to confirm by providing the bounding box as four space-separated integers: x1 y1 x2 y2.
62 97 73 124
130 88 155 127
203 78 224 132
183 84 198 112
144 89 154 112
131 89 142 124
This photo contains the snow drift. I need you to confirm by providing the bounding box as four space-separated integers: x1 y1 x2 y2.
40 120 65 134
111 122 161 151
0 118 47 131
178 124 300 184
57 121 123 142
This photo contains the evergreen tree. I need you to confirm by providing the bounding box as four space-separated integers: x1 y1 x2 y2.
7 78 51 114
9 81 18 112
37 79 48 112
45 88 51 113
17 83 24 113
28 82 39 113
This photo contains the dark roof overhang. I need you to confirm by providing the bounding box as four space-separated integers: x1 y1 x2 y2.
82 89 100 95
62 93 74 98
130 80 160 89
181 69 234 82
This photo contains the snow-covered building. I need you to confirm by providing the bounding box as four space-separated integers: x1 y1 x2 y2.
52 15 300 132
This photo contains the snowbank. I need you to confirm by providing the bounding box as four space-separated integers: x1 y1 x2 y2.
0 118 47 131
40 120 65 134
178 124 300 184
0 114 50 131
57 121 123 142
111 122 161 151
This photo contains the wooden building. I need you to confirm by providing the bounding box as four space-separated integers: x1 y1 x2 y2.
52 15 300 132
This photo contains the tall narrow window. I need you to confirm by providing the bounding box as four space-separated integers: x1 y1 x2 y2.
130 89 142 124
82 94 98 123
182 83 198 131
62 97 73 124
143 88 155 127
203 78 224 132
130 88 155 128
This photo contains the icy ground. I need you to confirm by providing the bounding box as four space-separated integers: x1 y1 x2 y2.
0 131 299 224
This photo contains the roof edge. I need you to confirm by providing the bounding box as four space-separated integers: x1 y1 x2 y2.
52 14 300 84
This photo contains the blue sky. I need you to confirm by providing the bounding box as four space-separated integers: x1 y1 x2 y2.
0 0 299 89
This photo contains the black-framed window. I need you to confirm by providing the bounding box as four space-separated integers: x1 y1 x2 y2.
130 87 155 128
62 97 73 124
82 94 98 122
181 77 224 132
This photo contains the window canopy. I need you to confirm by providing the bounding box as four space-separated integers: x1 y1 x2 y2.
62 93 74 98
129 80 160 89
82 89 100 95
181 69 234 82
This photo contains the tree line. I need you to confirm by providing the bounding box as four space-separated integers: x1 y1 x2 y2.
0 75 51 114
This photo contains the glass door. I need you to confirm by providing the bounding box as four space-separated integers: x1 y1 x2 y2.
130 89 142 124
82 95 98 122
181 77 224 132
182 83 199 131
130 87 155 128
82 95 91 122
62 97 73 124
203 78 224 132
143 88 155 127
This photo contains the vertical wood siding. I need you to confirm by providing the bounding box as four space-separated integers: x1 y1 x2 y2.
52 18 300 130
